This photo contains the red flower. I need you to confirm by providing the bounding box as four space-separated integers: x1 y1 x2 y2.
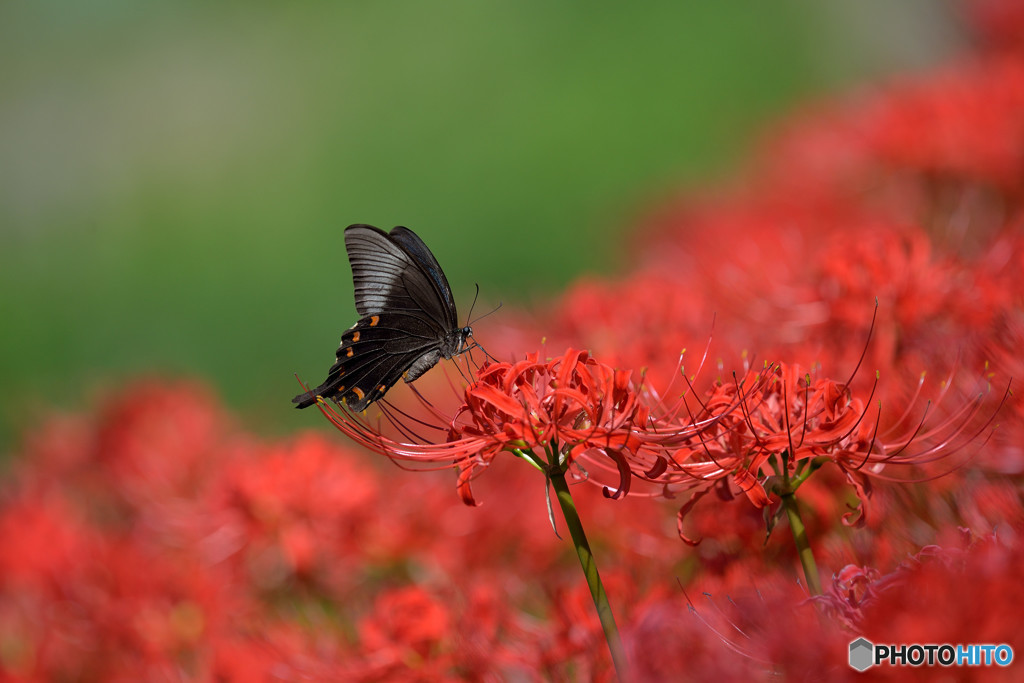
809 564 889 631
315 341 1003 545
867 57 1024 194
857 534 1024 660
315 348 759 508
213 434 380 586
968 0 1024 56
676 361 1006 536
353 586 455 680
552 272 714 387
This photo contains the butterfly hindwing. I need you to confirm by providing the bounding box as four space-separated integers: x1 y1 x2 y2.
298 310 442 412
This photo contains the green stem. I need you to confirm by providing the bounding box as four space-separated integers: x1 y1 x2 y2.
781 492 822 595
790 456 825 490
512 448 546 473
548 466 629 681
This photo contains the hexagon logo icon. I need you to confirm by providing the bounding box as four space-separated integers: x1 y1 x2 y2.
849 637 874 672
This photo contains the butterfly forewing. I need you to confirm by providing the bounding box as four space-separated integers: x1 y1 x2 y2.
344 226 414 317
387 226 458 330
346 225 459 332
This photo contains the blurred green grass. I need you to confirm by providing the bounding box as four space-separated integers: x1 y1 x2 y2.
0 1 960 446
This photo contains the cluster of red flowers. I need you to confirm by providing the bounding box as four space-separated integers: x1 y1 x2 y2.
3 381 1019 680
326 327 1003 547
3 3 1024 678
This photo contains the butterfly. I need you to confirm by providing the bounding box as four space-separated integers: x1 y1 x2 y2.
292 224 474 412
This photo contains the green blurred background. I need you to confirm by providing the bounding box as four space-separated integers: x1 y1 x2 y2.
0 1 963 446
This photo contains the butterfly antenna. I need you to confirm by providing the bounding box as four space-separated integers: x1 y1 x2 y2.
465 282 504 326
469 301 503 326
465 283 481 327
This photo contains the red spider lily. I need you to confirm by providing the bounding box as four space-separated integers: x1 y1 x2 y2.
208 434 382 590
627 190 1011 383
355 586 454 675
670 361 1008 540
969 0 1024 56
857 533 1024 659
867 57 1024 195
809 529 992 633
313 342 1004 544
668 533 1024 680
671 573 857 679
345 582 553 681
809 564 891 631
313 347 770 507
552 273 716 386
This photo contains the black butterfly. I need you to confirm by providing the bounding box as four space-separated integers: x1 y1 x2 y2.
292 224 474 412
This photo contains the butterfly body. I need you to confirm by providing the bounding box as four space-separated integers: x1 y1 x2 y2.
293 225 472 412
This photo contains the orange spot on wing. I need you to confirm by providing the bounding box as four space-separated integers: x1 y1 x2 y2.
352 332 361 342
370 315 379 326
346 348 353 357
352 387 365 400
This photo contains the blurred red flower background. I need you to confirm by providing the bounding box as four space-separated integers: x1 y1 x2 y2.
3 2 1024 680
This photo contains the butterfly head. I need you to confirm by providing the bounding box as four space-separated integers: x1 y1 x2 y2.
458 325 474 354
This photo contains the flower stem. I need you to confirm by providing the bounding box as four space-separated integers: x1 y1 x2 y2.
548 466 630 681
781 492 822 595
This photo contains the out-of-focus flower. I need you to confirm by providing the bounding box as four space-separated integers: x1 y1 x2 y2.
211 434 380 588
866 58 1024 195
654 574 856 681
967 0 1024 56
659 533 1024 681
810 564 889 631
93 379 227 504
855 534 1024 681
553 273 714 386
353 586 455 680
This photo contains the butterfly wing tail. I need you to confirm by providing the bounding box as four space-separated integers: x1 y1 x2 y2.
291 389 319 409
